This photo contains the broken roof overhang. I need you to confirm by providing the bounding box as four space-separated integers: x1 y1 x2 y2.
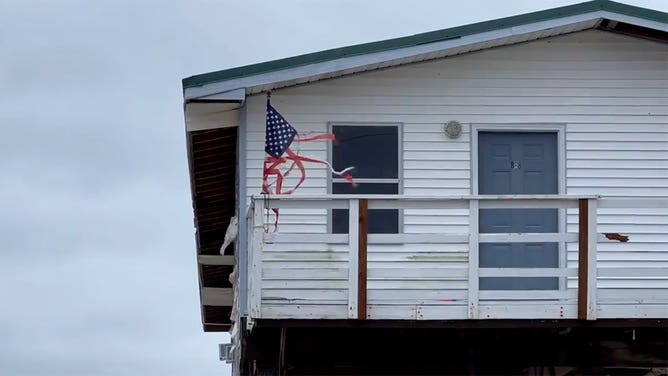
182 0 667 101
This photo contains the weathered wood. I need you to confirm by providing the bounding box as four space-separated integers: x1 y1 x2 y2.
368 268 468 279
598 288 668 303
249 199 265 319
478 304 578 319
468 199 479 319
201 287 234 306
358 199 368 320
347 200 359 319
265 233 348 244
198 255 235 265
578 198 589 320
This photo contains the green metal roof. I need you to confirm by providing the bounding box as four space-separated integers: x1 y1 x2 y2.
182 0 667 90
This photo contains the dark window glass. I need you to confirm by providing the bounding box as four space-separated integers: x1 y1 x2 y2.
332 185 399 234
332 126 398 179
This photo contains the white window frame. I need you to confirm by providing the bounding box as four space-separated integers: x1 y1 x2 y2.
327 122 404 233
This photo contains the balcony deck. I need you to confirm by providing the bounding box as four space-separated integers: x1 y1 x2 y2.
245 195 668 325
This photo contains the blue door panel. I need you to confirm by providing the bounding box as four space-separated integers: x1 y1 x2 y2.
478 132 559 291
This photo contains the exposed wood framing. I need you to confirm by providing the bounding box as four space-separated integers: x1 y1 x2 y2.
198 255 235 265
202 287 234 306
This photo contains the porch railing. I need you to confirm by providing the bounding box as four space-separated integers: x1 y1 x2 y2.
247 195 613 322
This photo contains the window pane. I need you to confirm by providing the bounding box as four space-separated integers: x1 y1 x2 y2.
332 126 398 179
332 183 399 234
332 182 398 195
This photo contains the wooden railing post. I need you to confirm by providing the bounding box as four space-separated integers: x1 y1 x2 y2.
586 198 598 320
358 199 368 320
467 199 479 319
347 199 359 319
577 198 598 320
347 198 368 320
577 199 587 319
249 199 264 319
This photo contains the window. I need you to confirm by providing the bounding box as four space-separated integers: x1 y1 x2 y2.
331 124 401 233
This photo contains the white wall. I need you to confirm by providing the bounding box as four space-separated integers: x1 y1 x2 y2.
244 30 668 318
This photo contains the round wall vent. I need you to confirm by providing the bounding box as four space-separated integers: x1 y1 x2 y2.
444 121 462 139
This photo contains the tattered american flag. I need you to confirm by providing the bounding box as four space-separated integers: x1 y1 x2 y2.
261 94 355 228
265 102 297 158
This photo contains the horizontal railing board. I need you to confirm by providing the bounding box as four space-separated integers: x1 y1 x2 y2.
261 289 348 300
263 299 347 305
263 268 349 280
367 305 418 319
262 261 349 270
262 280 348 289
267 232 583 244
416 305 470 320
479 290 578 300
478 268 578 277
262 252 349 262
598 280 668 288
478 304 578 319
369 233 469 244
568 280 668 289
597 267 668 277
255 194 597 201
369 200 469 210
368 268 468 279
368 280 469 289
267 200 349 209
597 304 668 318
265 233 348 244
369 252 468 262
478 200 580 209
264 243 470 252
479 233 578 242
367 261 470 268
598 289 668 303
367 289 467 301
261 304 348 319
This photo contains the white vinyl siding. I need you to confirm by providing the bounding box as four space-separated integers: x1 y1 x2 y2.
244 30 668 319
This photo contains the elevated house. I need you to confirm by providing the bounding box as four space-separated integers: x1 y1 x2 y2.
182 1 667 374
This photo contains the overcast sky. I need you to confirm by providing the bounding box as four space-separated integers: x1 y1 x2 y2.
1 0 666 375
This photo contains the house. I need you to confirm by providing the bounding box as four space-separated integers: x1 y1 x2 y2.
182 1 667 374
